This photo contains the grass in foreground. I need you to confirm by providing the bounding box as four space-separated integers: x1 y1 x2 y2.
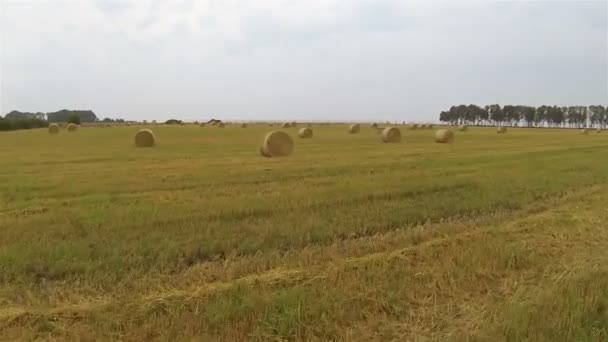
1 125 608 340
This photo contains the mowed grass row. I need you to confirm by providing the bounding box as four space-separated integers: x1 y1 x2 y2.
2 124 608 339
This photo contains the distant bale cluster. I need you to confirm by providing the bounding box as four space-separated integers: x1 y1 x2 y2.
435 129 455 143
260 131 294 158
135 129 156 147
381 127 401 143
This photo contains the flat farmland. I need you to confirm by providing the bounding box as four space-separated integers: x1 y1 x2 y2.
2 124 608 340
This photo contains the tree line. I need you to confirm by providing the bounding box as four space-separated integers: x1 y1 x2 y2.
439 105 607 128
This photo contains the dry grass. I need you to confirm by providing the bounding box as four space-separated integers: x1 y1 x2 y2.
1 125 608 340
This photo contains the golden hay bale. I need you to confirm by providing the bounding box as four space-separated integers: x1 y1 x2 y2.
67 123 78 132
596 128 602 133
409 124 418 130
218 122 225 128
581 128 589 134
298 127 313 138
282 122 291 128
259 146 271 157
434 129 455 143
497 126 507 134
348 123 360 134
260 131 294 158
458 125 468 131
135 129 156 147
371 123 378 128
241 123 248 128
381 127 402 143
48 123 60 134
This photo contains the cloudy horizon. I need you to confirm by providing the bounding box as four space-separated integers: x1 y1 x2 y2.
1 0 606 122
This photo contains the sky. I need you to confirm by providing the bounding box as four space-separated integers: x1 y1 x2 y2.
0 0 606 122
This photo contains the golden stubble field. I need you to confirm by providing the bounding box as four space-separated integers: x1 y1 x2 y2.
1 123 608 340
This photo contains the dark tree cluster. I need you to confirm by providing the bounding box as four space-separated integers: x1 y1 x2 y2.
439 105 607 128
47 109 98 123
0 117 48 131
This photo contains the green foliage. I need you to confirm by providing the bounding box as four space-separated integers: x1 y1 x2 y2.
47 109 97 123
0 117 48 131
439 104 607 128
67 114 81 125
165 119 183 124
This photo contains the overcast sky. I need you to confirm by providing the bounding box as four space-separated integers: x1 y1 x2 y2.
1 0 606 122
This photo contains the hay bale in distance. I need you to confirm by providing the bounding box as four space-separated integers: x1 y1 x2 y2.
135 129 156 147
260 131 294 158
48 123 60 134
200 123 206 127
435 129 455 143
497 126 507 134
458 125 468 131
381 127 402 143
348 123 360 134
409 124 418 130
298 127 313 138
282 123 291 128
291 121 297 127
241 123 248 128
427 124 434 129
581 128 589 134
67 123 78 132
596 128 602 133
371 123 378 128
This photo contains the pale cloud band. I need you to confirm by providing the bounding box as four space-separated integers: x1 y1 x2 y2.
1 0 606 122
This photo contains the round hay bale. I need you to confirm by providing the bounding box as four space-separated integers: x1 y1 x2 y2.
282 122 291 128
409 124 418 130
241 123 248 128
67 123 78 132
434 129 455 143
298 127 313 138
48 123 60 134
458 125 468 131
597 128 602 133
381 127 402 143
135 129 156 147
497 126 507 134
218 122 225 128
260 131 294 158
126 123 131 126
581 128 589 134
348 123 360 134
291 121 297 127
371 123 378 128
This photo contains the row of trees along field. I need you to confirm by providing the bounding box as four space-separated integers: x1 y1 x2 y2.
439 105 608 128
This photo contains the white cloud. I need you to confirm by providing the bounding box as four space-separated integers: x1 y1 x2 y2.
1 0 606 121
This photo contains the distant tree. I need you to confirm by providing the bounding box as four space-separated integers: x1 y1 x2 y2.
67 114 81 125
165 119 183 125
47 109 97 123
